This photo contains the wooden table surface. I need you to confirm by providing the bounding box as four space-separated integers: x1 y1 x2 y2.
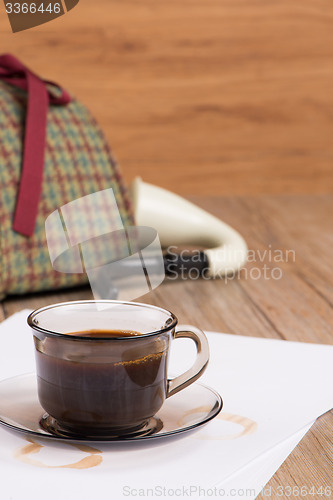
1 194 332 498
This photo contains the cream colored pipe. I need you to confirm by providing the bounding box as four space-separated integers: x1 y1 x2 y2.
130 178 248 277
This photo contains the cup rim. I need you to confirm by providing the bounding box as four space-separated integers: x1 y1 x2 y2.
27 300 178 341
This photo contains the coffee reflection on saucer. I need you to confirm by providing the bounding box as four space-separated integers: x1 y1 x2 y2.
178 407 258 440
14 438 103 469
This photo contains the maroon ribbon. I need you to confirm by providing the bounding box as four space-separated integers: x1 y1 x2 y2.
0 54 71 236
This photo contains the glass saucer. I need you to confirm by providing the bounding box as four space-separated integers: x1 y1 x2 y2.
0 374 222 442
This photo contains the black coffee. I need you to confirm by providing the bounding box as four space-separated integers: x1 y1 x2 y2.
35 329 168 433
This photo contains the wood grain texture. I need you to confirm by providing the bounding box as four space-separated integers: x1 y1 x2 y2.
1 194 332 498
1 1 333 195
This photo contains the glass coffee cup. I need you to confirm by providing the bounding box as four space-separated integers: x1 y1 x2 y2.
28 300 209 438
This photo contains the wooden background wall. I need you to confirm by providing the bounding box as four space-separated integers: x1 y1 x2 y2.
1 0 333 196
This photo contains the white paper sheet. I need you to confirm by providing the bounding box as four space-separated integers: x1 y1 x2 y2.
0 310 331 500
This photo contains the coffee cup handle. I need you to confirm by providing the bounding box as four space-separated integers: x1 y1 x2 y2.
166 325 209 398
